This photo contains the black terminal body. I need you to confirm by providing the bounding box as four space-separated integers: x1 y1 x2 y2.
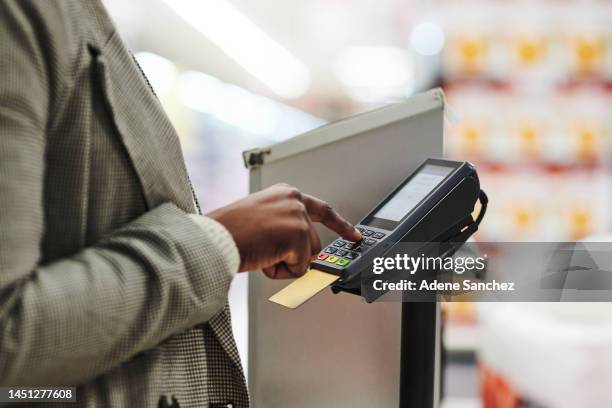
309 158 487 297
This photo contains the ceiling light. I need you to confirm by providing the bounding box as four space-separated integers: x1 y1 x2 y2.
333 47 414 102
177 71 323 138
162 0 311 99
410 22 446 56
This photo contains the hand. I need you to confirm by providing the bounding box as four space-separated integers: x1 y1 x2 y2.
206 184 362 279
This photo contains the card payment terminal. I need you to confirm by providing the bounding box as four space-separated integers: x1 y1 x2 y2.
313 158 487 296
270 158 487 307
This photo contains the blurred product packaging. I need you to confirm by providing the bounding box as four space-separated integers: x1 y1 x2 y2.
478 303 612 408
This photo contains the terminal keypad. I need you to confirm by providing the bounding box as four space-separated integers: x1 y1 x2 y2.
315 226 386 268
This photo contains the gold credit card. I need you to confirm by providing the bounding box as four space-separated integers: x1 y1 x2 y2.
269 269 339 309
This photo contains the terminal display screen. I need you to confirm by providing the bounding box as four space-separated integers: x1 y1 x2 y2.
365 164 454 229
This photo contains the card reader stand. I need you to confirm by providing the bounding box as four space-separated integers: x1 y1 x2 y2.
330 175 488 408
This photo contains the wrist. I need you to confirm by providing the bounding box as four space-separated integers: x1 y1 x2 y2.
188 214 241 274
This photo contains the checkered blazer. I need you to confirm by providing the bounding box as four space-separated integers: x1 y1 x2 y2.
0 1 248 407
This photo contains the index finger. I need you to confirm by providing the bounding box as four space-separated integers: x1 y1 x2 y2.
302 194 362 242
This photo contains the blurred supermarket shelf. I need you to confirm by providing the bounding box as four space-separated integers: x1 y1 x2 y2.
445 87 612 169
432 1 612 84
421 0 612 244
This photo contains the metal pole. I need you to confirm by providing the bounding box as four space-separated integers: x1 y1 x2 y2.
399 302 441 408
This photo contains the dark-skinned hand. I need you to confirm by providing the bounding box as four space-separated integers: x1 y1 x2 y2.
207 183 362 279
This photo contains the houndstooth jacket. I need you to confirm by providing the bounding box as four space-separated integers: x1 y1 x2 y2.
0 1 249 407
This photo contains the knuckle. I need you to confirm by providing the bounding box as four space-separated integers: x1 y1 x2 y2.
321 202 334 220
289 200 306 215
285 187 303 200
291 220 310 238
288 220 309 237
274 182 292 189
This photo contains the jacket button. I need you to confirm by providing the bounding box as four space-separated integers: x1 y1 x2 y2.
210 404 233 408
158 395 169 408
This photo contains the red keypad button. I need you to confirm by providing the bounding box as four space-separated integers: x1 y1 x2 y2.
317 253 328 260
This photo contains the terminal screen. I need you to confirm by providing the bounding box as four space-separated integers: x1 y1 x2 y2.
373 164 453 222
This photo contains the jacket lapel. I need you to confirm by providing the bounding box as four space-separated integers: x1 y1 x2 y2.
91 36 195 213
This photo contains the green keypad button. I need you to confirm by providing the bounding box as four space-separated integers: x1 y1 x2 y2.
336 258 350 267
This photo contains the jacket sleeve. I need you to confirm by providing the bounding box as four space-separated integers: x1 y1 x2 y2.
0 1 239 386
